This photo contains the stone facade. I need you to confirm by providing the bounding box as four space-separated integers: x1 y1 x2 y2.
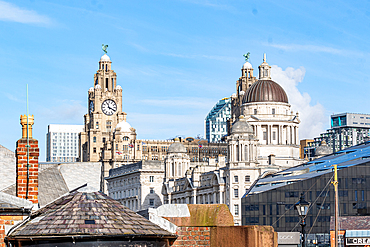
163 119 281 225
230 54 301 167
106 160 165 212
79 54 127 162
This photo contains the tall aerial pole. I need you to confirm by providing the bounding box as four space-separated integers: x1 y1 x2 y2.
332 165 339 247
26 84 30 200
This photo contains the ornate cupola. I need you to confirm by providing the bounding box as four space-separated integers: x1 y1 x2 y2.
258 53 271 80
242 53 254 86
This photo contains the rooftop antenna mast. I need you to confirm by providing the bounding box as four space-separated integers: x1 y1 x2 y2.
26 84 30 200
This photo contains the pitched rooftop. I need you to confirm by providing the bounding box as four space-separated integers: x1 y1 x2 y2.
7 187 175 243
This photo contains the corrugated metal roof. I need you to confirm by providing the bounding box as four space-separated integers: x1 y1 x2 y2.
246 141 370 196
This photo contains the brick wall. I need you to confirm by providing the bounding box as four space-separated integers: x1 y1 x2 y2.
15 138 39 204
0 215 25 247
172 227 211 246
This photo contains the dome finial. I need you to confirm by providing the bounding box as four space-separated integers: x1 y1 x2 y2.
102 44 108 54
243 52 250 62
263 53 266 62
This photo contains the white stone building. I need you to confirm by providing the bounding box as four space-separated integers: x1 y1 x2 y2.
231 54 301 167
106 160 164 212
162 118 281 225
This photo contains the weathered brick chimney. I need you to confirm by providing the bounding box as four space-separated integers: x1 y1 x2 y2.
15 115 39 204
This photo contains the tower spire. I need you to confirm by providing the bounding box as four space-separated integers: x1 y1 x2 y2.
259 53 271 80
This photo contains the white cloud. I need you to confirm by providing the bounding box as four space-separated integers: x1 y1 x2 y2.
271 65 326 139
0 1 51 25
37 101 86 124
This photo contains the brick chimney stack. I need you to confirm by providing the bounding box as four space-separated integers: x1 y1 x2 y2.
15 115 39 204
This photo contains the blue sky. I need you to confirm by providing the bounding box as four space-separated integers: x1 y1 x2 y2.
1 0 370 161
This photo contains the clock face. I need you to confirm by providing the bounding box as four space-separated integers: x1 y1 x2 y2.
101 99 117 116
89 101 94 113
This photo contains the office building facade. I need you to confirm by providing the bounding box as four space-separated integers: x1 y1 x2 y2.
242 141 370 246
205 98 231 142
304 113 370 159
46 124 83 162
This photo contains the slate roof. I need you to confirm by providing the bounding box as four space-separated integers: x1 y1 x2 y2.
8 188 175 240
0 160 102 207
330 216 370 230
0 145 16 191
0 191 33 214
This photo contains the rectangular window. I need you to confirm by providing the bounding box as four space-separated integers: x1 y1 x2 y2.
234 204 239 216
245 175 250 182
234 176 238 183
254 109 257 115
234 189 239 198
362 190 365 201
272 108 275 114
93 147 96 153
149 199 154 206
150 188 154 194
285 192 299 198
106 121 112 132
263 132 267 140
149 176 154 182
96 122 99 129
273 132 276 140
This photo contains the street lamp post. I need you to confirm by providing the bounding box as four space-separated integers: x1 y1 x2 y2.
295 193 310 247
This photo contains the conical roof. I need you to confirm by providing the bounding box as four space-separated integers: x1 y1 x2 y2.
8 188 174 240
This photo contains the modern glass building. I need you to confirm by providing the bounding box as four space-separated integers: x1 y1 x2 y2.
46 124 84 162
204 98 231 142
304 113 370 159
242 141 370 247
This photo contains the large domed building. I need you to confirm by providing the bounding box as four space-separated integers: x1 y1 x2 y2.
230 54 301 167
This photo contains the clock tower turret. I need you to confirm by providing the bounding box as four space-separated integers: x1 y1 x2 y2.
79 53 126 162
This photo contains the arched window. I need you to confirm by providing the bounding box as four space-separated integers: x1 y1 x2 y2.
105 64 108 72
172 163 174 177
102 64 104 70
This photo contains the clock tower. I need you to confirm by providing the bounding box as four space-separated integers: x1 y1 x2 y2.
79 54 126 162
